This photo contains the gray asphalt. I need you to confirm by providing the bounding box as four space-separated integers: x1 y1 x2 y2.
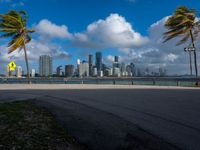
1 88 200 150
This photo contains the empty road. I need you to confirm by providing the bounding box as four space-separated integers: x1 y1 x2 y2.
0 85 200 150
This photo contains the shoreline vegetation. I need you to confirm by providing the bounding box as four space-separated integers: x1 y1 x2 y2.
0 101 84 150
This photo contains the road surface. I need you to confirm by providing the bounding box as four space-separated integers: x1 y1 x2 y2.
0 85 200 150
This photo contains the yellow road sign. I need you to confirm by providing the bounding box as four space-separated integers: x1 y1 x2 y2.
8 61 16 71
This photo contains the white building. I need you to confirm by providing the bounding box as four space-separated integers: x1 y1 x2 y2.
100 71 103 77
16 66 22 78
31 69 36 77
113 67 121 77
79 61 89 77
6 66 11 77
93 67 98 76
39 55 52 77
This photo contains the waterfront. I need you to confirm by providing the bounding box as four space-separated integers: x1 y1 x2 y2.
0 77 199 87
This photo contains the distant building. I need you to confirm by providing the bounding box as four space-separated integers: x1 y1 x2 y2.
16 66 22 78
6 66 11 77
126 65 132 77
88 54 93 76
112 56 120 76
96 52 102 75
113 56 120 68
93 67 98 76
79 61 89 77
76 59 81 76
121 63 126 77
100 71 103 77
56 66 62 76
65 65 74 77
31 69 36 77
130 63 135 76
114 56 119 63
39 55 52 77
113 67 120 77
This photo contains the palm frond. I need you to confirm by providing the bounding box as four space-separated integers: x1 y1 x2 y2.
25 34 31 44
176 33 190 46
0 14 22 28
8 36 24 54
163 6 196 45
0 32 16 38
26 29 35 33
0 28 17 32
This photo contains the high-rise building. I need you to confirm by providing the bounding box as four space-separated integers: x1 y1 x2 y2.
56 66 62 76
16 66 22 78
65 65 74 77
39 55 52 77
31 69 36 77
121 63 126 77
88 54 93 76
114 56 119 63
126 65 132 77
113 67 120 77
93 67 98 76
79 61 89 77
130 63 135 76
113 56 120 68
95 52 102 75
6 66 11 77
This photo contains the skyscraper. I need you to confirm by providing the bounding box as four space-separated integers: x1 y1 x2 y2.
65 65 74 77
130 63 135 77
6 66 11 77
88 54 93 76
113 56 120 68
39 55 52 77
56 66 62 76
16 66 22 78
31 69 36 77
95 52 102 75
114 56 119 63
79 61 89 77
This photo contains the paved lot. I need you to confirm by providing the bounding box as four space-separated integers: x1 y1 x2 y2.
0 85 200 150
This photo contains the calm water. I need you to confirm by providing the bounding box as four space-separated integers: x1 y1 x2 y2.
0 77 198 87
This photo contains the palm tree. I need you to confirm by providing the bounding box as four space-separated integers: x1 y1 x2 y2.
163 6 199 78
0 10 34 83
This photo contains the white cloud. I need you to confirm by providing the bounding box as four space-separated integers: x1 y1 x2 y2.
0 19 72 74
0 39 70 63
34 19 72 39
72 13 149 49
106 55 115 63
117 16 200 75
164 53 178 62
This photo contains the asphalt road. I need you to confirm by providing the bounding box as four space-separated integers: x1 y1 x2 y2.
1 88 200 150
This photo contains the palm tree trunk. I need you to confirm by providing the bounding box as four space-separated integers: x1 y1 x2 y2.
189 51 192 76
190 30 198 78
23 43 31 84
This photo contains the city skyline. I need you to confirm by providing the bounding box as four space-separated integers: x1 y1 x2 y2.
3 52 167 78
0 0 200 75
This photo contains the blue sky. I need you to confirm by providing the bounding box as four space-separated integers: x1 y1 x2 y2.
0 0 200 74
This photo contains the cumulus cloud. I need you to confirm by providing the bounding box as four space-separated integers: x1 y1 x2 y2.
34 19 72 39
1 14 199 75
117 16 200 74
0 19 72 74
72 13 149 49
0 40 70 63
